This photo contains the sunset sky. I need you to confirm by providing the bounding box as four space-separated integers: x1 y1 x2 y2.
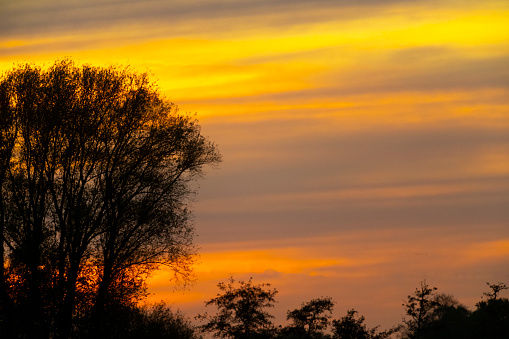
1 0 509 331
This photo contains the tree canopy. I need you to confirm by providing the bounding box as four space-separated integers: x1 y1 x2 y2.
400 280 509 339
197 277 278 339
194 277 509 339
284 297 335 338
331 309 397 339
401 280 439 339
0 59 220 338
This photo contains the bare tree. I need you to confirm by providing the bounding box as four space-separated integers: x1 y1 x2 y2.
0 59 220 338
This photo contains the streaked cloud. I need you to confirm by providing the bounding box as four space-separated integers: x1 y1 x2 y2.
0 0 450 38
1 0 508 330
147 229 509 326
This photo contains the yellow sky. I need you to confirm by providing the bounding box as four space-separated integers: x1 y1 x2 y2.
1 0 508 330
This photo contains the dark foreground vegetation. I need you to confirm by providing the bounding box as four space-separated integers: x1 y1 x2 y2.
0 59 220 338
1 273 501 338
195 279 509 339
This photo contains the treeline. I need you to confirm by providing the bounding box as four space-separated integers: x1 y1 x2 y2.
193 278 509 339
66 278 508 339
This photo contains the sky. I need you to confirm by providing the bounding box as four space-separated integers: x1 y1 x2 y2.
1 0 509 331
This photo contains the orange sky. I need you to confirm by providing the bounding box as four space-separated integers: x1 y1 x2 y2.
1 0 509 331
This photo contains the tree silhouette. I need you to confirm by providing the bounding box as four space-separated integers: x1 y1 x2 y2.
398 282 509 338
0 59 220 338
471 282 509 338
416 294 471 339
105 302 202 339
331 309 397 339
401 280 439 339
283 297 335 338
482 282 508 301
197 277 278 338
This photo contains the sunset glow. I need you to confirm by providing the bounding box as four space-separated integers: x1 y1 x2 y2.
1 0 508 331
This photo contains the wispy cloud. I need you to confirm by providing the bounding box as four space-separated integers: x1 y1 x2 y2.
0 0 432 38
2 0 508 330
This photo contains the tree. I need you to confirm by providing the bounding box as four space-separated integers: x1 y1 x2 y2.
197 277 278 338
401 281 439 339
399 281 509 339
0 73 18 336
417 294 471 339
0 59 220 338
283 297 335 338
471 282 509 338
331 309 397 339
482 282 508 301
129 303 202 339
103 302 202 339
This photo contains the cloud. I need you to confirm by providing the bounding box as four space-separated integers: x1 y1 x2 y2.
149 228 509 329
0 0 418 38
2 0 494 45
341 55 509 94
192 111 509 244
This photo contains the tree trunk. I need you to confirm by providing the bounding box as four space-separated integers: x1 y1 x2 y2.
56 262 80 339
0 196 14 337
90 261 113 338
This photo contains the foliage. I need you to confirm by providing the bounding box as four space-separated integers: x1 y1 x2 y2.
0 59 220 338
400 280 439 339
196 279 509 339
401 281 509 339
332 309 397 339
416 294 471 339
197 277 278 339
71 301 202 338
471 284 509 339
119 302 202 339
283 297 335 338
482 281 508 301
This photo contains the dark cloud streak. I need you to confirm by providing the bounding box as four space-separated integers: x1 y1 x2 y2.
194 112 509 243
1 0 424 40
